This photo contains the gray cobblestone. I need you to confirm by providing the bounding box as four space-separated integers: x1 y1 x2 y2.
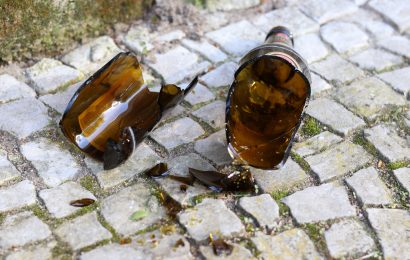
39 181 97 218
301 0 358 24
207 0 259 11
156 30 185 43
321 22 369 54
283 182 356 223
334 77 407 121
367 208 410 259
293 131 343 157
81 244 146 260
378 67 410 98
369 0 410 33
182 39 228 63
239 194 279 229
393 168 410 193
21 138 80 187
0 180 36 213
178 198 245 242
311 54 364 83
55 212 111 250
364 124 410 162
0 149 20 186
200 242 255 259
252 229 323 259
6 241 56 260
325 219 376 259
0 74 36 103
0 98 49 139
123 26 155 54
307 98 366 136
39 81 81 114
151 117 204 150
378 35 410 58
206 20 265 56
194 130 233 166
192 101 225 129
349 48 403 72
251 159 308 193
295 33 329 64
305 141 372 182
184 83 215 106
310 73 332 97
346 167 393 205
200 62 237 88
26 58 83 95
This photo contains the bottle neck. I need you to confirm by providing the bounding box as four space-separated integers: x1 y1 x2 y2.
265 26 294 48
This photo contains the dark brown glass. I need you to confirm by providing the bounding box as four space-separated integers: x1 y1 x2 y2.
226 27 311 170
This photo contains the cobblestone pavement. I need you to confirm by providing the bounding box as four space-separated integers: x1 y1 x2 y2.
1 0 410 259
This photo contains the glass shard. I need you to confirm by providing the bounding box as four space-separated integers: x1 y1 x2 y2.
212 239 233 256
69 198 95 207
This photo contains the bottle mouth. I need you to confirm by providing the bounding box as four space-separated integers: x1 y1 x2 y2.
265 26 294 46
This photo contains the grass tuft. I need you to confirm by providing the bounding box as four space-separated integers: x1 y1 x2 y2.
301 117 322 138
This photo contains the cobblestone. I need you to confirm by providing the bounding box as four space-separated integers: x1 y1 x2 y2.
207 0 259 11
151 117 204 150
182 39 228 63
39 81 81 114
349 48 403 72
239 194 279 229
321 22 369 54
251 159 308 193
5 241 56 260
200 242 255 259
123 26 155 54
21 138 81 187
378 35 410 59
300 0 358 24
252 229 322 259
200 62 237 88
0 98 49 139
369 0 410 33
81 244 146 260
310 73 332 97
364 124 410 162
346 167 393 205
283 182 356 223
55 212 111 250
192 100 225 129
206 20 265 56
178 198 245 242
293 131 343 158
184 83 215 106
311 54 364 83
324 219 376 259
0 180 36 213
294 33 329 64
0 212 51 250
367 208 410 259
334 77 407 121
194 130 232 166
26 58 83 95
393 168 410 193
305 141 372 182
0 74 36 103
39 181 97 218
0 149 20 186
378 67 410 98
307 98 366 136
101 182 165 236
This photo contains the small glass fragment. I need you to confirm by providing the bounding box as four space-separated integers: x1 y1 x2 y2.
60 52 197 170
226 26 311 170
157 191 182 218
146 163 168 177
129 209 149 221
174 239 185 248
212 239 233 256
69 198 95 207
119 238 132 245
179 184 188 192
169 175 195 186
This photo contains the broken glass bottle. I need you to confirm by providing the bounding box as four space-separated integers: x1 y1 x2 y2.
60 52 197 170
226 26 311 170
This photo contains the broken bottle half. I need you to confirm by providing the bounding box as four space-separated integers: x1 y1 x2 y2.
226 26 311 170
60 52 198 170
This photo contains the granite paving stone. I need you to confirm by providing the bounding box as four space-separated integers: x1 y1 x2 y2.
101 182 166 236
194 130 233 166
178 198 245 242
81 244 147 260
310 73 332 97
184 83 215 106
192 100 225 129
206 0 259 11
321 21 369 54
0 212 51 250
378 67 410 98
0 149 20 186
311 54 364 83
393 168 410 193
239 194 279 229
293 131 343 157
305 141 372 182
0 74 36 103
252 229 323 259
200 242 256 260
0 98 50 139
0 180 36 213
151 117 205 150
378 35 410 59
334 77 407 121
123 25 156 54
39 81 82 114
206 20 265 56
200 62 237 88
156 30 185 43
156 178 209 207
282 182 356 223
62 36 122 75
21 138 81 187
26 58 82 95
86 142 160 189
251 159 309 193
55 212 112 250
366 208 410 259
182 39 228 63
6 241 56 260
364 124 410 162
252 7 319 36
307 98 366 136
349 48 403 72
300 0 358 24
39 181 97 218
369 0 410 33
346 167 393 205
324 219 376 259
294 33 329 64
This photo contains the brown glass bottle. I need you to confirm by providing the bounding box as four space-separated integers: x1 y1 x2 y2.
226 26 311 170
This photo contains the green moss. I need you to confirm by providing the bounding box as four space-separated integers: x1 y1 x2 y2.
51 244 72 260
301 117 322 137
291 153 311 173
387 161 410 171
301 223 327 256
186 0 206 7
352 132 379 157
0 213 5 224
31 205 52 222
80 175 101 195
271 191 291 216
